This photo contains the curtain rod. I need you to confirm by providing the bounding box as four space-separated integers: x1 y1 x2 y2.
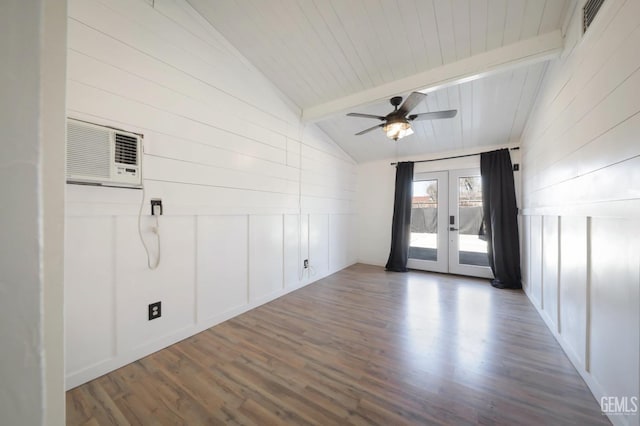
390 147 519 166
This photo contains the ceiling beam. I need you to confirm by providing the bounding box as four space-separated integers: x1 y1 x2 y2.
302 30 564 123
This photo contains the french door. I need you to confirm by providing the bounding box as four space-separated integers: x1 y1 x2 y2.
406 168 493 279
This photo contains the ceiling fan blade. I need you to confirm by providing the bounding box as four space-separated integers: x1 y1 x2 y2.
408 109 458 121
398 92 427 116
355 123 384 136
347 112 386 120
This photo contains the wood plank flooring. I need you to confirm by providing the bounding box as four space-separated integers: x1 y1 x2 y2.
66 264 610 425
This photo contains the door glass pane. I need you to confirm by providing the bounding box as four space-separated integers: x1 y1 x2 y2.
409 180 438 261
458 176 489 267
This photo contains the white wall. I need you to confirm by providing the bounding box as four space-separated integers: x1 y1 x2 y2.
356 160 396 267
65 0 356 388
0 0 66 424
520 1 640 424
357 145 520 267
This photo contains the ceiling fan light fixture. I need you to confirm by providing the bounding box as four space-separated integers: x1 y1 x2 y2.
349 92 455 140
384 120 413 141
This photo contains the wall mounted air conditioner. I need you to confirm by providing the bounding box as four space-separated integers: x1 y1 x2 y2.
66 118 142 188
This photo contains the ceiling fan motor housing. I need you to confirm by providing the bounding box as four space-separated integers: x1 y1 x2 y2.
347 92 457 140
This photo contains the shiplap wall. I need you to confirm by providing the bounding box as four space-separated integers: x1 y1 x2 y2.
521 1 640 425
65 0 356 388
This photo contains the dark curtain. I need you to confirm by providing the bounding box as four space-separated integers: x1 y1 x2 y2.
385 162 414 272
480 149 522 289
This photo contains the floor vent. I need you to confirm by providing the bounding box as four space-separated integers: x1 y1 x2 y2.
583 0 605 34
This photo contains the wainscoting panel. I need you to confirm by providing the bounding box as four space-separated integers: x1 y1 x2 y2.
523 212 640 426
115 216 197 354
589 218 640 404
309 214 330 277
521 215 531 294
65 216 115 374
329 214 351 272
283 214 312 289
248 215 284 302
542 215 560 331
197 215 248 322
559 216 588 367
529 215 543 307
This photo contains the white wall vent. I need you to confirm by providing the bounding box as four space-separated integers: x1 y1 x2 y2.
583 0 605 34
66 118 142 188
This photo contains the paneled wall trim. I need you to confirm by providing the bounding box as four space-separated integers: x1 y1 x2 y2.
64 0 356 388
522 214 639 426
520 1 640 425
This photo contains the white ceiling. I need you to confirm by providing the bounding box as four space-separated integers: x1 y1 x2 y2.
188 0 573 163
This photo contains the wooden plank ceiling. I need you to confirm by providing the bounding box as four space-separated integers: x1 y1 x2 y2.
187 0 572 162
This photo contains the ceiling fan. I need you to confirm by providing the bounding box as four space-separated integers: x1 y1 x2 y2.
347 92 457 141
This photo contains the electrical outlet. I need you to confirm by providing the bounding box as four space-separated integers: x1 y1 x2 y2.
150 198 163 215
303 259 309 269
148 301 161 320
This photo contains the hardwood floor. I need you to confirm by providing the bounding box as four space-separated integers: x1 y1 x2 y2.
66 264 610 425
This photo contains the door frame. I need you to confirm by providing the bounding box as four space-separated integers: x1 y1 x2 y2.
408 168 494 279
447 168 493 278
407 171 449 273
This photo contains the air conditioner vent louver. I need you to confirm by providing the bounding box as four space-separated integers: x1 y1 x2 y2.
583 0 605 34
114 133 138 165
67 122 111 178
66 119 142 188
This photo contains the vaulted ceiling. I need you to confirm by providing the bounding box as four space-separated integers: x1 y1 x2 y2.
188 0 573 163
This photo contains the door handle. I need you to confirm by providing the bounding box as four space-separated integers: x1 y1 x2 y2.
449 227 458 231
